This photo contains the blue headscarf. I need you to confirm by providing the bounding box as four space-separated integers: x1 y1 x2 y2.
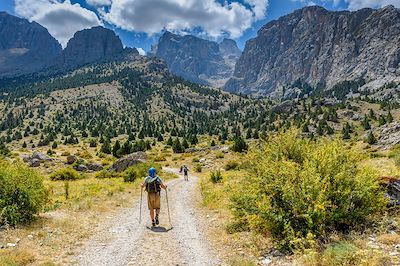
149 167 156 178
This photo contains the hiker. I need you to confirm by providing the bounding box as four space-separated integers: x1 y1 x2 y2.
141 167 167 227
182 165 189 181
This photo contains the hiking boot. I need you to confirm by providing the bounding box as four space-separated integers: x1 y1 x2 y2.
152 219 156 227
155 214 159 225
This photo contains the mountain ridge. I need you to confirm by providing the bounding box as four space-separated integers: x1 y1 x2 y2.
225 5 400 97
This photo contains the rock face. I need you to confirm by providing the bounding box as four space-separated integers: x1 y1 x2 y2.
225 5 400 96
0 12 62 77
151 31 241 88
60 26 124 69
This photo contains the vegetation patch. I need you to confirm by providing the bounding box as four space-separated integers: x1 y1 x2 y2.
229 130 387 252
0 162 46 227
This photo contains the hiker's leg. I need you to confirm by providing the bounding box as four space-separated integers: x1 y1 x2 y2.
150 209 155 220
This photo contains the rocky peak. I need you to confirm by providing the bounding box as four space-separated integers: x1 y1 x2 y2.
0 12 62 77
219 38 241 58
61 26 124 68
225 5 400 96
151 31 239 87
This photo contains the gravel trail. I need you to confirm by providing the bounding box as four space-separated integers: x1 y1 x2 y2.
75 168 221 266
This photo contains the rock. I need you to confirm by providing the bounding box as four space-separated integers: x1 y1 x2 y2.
60 26 124 69
376 122 400 149
0 12 62 78
108 152 148 173
6 243 16 247
75 164 88 172
20 154 30 162
32 151 52 162
87 163 103 172
27 235 33 240
150 31 241 87
29 159 40 167
66 155 77 165
260 256 272 265
225 5 400 96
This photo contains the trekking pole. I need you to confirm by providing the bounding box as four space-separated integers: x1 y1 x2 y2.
165 188 172 227
139 187 143 224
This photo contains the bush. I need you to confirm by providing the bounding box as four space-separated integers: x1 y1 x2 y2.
224 161 239 171
50 168 82 181
230 129 387 252
231 137 248 153
123 167 139 182
215 151 224 159
210 170 223 183
194 163 202 173
0 162 46 226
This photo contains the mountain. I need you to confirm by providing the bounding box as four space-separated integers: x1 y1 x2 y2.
150 31 241 88
0 12 62 77
59 26 132 69
225 5 400 97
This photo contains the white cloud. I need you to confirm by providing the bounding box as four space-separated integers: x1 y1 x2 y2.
137 47 146 55
344 0 400 9
86 0 112 7
14 0 102 48
101 0 269 39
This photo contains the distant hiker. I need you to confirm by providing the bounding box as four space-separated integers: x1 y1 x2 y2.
141 167 167 227
182 165 189 181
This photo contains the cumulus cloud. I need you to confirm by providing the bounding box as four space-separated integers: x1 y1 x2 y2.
101 0 268 39
14 0 101 48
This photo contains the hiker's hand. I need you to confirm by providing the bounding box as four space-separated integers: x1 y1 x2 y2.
140 183 145 188
164 184 168 189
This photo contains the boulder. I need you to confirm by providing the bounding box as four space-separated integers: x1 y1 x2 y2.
66 155 77 165
32 151 52 162
87 163 103 171
29 159 40 167
108 152 148 173
75 164 88 172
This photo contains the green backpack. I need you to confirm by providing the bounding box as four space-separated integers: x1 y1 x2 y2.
146 177 161 193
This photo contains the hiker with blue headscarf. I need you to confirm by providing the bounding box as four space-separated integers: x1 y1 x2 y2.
141 167 167 227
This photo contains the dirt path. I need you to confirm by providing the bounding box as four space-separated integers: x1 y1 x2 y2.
75 168 222 266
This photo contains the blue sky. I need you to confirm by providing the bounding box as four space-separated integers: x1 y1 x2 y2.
0 0 397 52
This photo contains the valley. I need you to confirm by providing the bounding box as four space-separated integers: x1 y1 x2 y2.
1 3 400 266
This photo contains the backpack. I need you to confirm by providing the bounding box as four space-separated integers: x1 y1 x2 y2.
146 177 161 193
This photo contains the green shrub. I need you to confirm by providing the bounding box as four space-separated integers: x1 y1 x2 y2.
224 161 239 171
210 170 223 183
231 137 248 153
0 162 46 226
123 167 139 182
230 129 387 252
50 168 82 181
215 151 224 159
194 163 202 173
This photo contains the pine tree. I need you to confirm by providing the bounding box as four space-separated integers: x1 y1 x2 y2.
231 137 248 152
112 140 121 157
387 111 394 123
166 136 173 146
366 131 377 145
172 138 184 153
101 138 111 154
